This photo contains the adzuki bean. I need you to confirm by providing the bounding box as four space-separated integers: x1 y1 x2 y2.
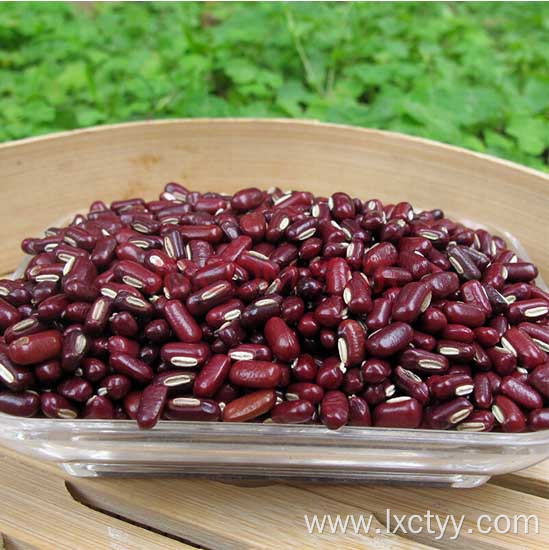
0 185 546 432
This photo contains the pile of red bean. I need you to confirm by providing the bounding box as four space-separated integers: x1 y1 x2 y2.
0 184 548 432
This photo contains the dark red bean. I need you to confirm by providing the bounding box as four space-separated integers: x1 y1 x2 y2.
83 395 115 419
58 377 93 403
500 376 543 409
0 390 40 417
337 319 366 367
271 399 315 424
428 373 474 401
290 354 317 382
287 382 324 404
456 410 495 432
393 366 430 404
365 322 414 358
81 358 107 382
348 395 371 426
137 383 168 428
418 307 448 334
164 300 202 343
373 397 422 428
343 272 372 315
160 342 210 368
392 281 432 323
320 390 349 429
223 389 276 422
441 323 475 343
425 397 473 429
528 409 549 431
363 243 398 275
264 317 300 362
186 281 235 316
41 391 78 419
492 395 527 432
528 364 549 398
360 359 391 383
8 330 62 366
502 327 547 369
505 262 538 283
436 339 475 361
364 298 392 331
110 353 154 383
99 374 132 400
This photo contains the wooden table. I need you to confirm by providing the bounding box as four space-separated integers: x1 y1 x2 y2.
1 448 548 549
1 120 548 549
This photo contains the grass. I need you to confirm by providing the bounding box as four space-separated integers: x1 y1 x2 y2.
0 2 548 170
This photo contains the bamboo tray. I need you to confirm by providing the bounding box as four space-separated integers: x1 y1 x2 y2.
1 119 548 548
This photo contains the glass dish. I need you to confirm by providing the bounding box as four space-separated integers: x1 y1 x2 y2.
2 214 548 488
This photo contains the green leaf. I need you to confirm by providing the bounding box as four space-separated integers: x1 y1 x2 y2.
506 116 547 156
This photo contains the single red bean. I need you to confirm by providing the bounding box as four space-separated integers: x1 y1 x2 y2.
186 281 235 316
110 353 153 383
122 391 142 419
392 281 432 323
393 366 430 404
228 360 281 389
8 330 62 366
160 342 210 368
264 317 300 362
528 364 549 398
473 373 493 409
428 373 474 401
528 409 549 431
83 395 115 419
425 397 473 429
223 389 276 422
271 399 315 424
492 395 527 432
436 339 475 361
58 377 93 403
348 395 372 426
373 396 422 428
193 355 231 397
153 370 195 394
163 300 202 343
364 298 392 331
360 359 391 383
500 376 543 409
441 323 475 343
365 322 414 358
456 410 495 432
501 327 547 369
136 383 168 428
320 390 349 429
41 391 78 419
486 346 517 376
363 242 398 275
280 296 305 325
99 374 132 400
290 354 317 382
418 307 448 334
337 319 366 367
0 390 40 417
474 327 500 347
443 302 486 328
228 344 272 362
287 382 324 404
164 396 221 421
505 262 538 283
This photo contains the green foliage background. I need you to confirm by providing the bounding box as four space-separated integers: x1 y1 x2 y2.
1 2 548 170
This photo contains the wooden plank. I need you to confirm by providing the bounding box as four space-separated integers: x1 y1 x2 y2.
0 449 435 550
0 453 191 550
300 483 548 550
492 460 549 499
